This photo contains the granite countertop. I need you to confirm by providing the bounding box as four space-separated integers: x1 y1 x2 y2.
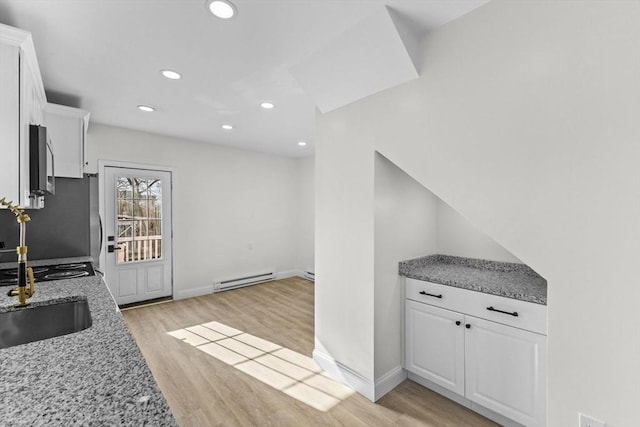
0 257 176 426
399 254 547 305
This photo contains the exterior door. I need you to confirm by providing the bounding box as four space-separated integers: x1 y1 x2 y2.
104 166 172 305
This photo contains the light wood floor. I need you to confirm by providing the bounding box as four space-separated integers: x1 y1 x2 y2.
123 277 498 427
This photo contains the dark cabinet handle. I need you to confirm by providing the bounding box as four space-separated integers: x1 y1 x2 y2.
419 291 442 299
465 324 471 329
455 321 461 326
486 306 519 317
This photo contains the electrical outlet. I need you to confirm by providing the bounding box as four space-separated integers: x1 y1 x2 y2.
579 413 605 427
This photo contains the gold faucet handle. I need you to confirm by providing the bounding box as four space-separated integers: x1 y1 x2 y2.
17 213 31 224
0 197 30 223
8 267 36 299
26 267 35 297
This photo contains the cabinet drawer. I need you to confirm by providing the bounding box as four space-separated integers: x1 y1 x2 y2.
462 291 547 335
406 278 547 335
406 278 462 312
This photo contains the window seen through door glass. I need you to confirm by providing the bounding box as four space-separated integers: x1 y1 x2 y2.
116 177 163 264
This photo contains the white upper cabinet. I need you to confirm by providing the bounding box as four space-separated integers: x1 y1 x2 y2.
0 24 46 208
0 41 20 204
44 103 90 178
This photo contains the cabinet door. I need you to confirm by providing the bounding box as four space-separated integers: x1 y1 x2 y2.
465 316 546 427
405 300 465 395
44 104 88 178
0 42 20 203
1 25 47 207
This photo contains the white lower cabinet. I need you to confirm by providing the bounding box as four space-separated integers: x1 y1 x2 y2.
406 301 465 395
405 281 546 427
465 315 546 426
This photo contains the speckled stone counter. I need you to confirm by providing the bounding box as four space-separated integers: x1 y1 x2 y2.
0 257 176 426
399 254 547 305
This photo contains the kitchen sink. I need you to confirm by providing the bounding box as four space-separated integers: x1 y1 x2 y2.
0 298 92 349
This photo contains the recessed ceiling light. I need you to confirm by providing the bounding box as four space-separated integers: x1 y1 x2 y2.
297 141 307 146
260 102 275 109
161 69 181 80
137 105 155 112
206 0 237 19
221 124 233 130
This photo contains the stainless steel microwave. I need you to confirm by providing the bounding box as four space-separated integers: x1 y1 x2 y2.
29 124 55 196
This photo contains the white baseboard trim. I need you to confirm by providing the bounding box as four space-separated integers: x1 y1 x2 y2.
275 270 302 280
407 372 524 427
313 349 375 401
374 366 407 401
173 284 214 300
176 269 309 300
312 350 406 402
274 269 314 281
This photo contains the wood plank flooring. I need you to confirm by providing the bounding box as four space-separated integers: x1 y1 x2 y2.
123 277 498 427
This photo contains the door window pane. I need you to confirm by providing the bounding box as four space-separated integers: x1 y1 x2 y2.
117 177 132 198
118 223 133 238
116 177 163 264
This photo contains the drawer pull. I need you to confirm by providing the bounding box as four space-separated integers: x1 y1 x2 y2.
419 291 442 299
455 321 461 326
486 306 519 317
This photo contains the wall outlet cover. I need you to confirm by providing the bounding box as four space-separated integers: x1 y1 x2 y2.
579 413 605 427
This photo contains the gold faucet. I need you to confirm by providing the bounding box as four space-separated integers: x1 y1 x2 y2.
0 197 35 307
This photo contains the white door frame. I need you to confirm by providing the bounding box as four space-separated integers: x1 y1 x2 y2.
98 159 176 301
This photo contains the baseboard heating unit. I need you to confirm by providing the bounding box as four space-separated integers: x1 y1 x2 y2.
304 271 315 281
213 272 275 292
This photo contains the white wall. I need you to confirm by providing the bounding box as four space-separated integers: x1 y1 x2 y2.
374 153 438 380
373 153 524 383
316 1 640 425
296 155 315 274
86 123 310 299
315 116 375 380
437 201 521 264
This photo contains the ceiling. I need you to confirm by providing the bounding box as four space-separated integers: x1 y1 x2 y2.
0 0 488 157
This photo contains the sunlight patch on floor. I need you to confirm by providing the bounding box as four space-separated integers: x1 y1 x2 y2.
167 321 354 411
